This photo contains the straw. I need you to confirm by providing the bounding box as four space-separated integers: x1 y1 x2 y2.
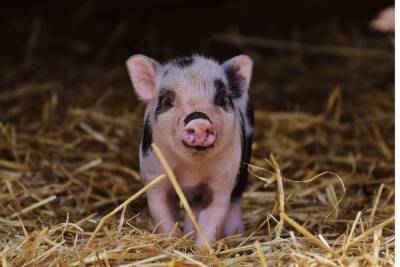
9 195 57 219
86 173 167 246
279 212 338 256
173 250 208 267
255 241 268 267
335 216 395 254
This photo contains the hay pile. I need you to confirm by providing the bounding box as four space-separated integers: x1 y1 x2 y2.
0 42 394 265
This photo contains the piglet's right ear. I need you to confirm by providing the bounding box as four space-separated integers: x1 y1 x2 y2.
126 55 161 101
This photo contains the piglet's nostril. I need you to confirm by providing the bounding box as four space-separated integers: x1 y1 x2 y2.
184 128 196 144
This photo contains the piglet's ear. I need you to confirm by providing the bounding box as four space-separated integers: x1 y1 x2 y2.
222 55 253 96
126 55 161 101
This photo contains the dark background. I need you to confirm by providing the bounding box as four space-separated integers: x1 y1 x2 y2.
0 0 394 62
0 1 394 101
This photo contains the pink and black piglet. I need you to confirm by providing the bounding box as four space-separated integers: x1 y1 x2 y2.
126 54 254 247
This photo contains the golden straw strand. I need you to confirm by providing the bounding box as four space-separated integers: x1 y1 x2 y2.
335 216 394 254
280 212 338 256
9 195 57 219
255 241 268 267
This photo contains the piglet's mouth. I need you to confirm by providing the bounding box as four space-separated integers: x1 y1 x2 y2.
182 140 214 152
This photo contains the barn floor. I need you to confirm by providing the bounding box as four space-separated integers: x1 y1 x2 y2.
0 3 394 265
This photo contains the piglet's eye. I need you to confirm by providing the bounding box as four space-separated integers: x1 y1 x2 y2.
161 95 174 108
155 90 175 115
214 91 230 107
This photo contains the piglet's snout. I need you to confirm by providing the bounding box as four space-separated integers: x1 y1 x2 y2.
182 119 216 147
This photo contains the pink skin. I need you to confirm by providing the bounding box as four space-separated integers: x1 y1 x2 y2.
183 208 199 235
182 119 216 147
196 194 231 246
224 201 245 236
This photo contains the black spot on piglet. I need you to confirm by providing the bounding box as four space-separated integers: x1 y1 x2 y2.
173 57 194 68
141 115 152 156
184 183 214 209
213 78 225 91
225 65 246 99
167 183 213 210
231 111 253 201
246 99 255 127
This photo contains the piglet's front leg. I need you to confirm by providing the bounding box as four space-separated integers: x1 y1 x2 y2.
195 192 231 247
183 208 199 235
224 200 245 236
146 187 176 235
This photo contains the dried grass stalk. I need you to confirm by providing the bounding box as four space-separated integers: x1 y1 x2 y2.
9 195 57 219
255 241 268 267
335 216 395 254
279 212 338 256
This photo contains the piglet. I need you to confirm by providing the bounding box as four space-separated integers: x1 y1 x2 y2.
126 54 254 246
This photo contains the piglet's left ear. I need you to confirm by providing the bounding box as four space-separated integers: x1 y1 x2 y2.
222 55 253 95
126 54 161 101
